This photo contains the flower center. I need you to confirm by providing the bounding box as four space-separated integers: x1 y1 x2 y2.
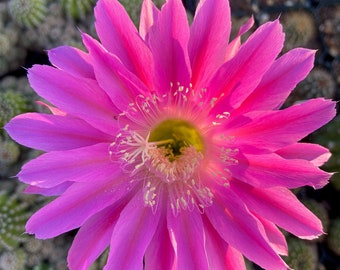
148 119 204 161
141 119 213 215
110 108 213 215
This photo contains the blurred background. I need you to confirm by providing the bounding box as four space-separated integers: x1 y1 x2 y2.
0 0 339 269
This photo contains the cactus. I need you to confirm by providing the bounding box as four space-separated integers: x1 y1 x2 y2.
119 0 166 27
328 218 340 256
283 236 318 270
0 90 30 131
8 0 47 28
0 139 20 177
285 67 336 106
61 0 96 20
310 117 340 191
280 10 317 52
0 249 26 270
0 192 30 250
302 199 329 240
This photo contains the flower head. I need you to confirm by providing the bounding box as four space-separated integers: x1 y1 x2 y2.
5 0 336 269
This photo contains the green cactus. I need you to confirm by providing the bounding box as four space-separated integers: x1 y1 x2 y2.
281 10 317 52
0 90 30 128
310 117 340 191
328 218 340 256
285 67 336 106
8 0 47 28
61 0 96 20
283 236 318 270
302 199 329 237
0 192 30 250
0 249 26 270
0 139 20 176
119 0 166 27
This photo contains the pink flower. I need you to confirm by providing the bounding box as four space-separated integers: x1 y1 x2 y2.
5 0 336 269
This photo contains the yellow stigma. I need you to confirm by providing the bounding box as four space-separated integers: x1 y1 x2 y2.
148 119 204 160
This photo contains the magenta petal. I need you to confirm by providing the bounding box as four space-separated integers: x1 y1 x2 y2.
232 152 331 189
255 215 288 255
104 189 162 270
202 217 230 269
205 187 288 270
94 0 154 88
83 34 150 112
145 207 175 270
189 0 231 89
225 245 247 270
276 143 331 167
231 181 324 239
26 172 132 239
68 203 124 270
167 207 209 270
229 98 336 151
48 46 94 79
28 65 118 135
208 20 284 114
139 0 159 39
18 143 115 188
35 101 66 116
5 113 112 151
24 182 72 196
148 0 191 93
225 16 254 62
235 48 316 115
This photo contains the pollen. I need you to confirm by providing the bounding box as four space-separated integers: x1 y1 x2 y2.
148 119 204 159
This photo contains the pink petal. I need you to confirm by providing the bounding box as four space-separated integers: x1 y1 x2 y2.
26 172 133 239
234 48 316 115
18 143 115 188
225 245 247 270
145 206 175 270
276 143 331 167
36 101 67 116
202 216 230 269
82 34 150 112
68 203 124 270
104 189 162 270
254 214 288 255
48 46 94 79
147 0 191 94
94 0 154 88
189 0 231 89
5 113 112 151
231 181 324 239
139 0 159 40
167 207 209 270
208 20 284 114
28 65 119 135
228 98 336 152
205 186 288 270
224 16 254 62
24 182 72 196
231 152 331 189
